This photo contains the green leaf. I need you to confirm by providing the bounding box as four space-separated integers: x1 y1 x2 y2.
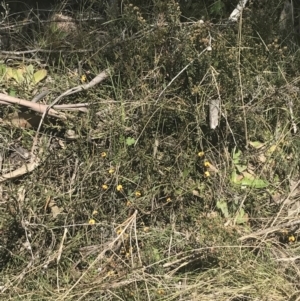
235 208 249 224
249 141 264 149
33 69 47 84
0 64 6 76
8 89 16 97
126 137 136 146
151 248 161 261
25 64 34 75
240 177 269 188
12 69 25 84
232 150 242 164
4 67 13 80
216 200 229 218
231 170 269 188
236 164 247 173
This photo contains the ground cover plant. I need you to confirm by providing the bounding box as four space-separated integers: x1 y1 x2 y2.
0 0 300 300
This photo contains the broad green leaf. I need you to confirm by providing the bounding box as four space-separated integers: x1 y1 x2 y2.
239 177 269 188
12 69 25 84
5 67 13 80
182 168 190 178
126 137 136 146
232 150 242 164
25 64 34 75
236 164 247 173
235 208 249 224
239 172 268 188
33 69 47 84
231 170 269 188
249 141 264 149
216 200 229 218
267 144 278 156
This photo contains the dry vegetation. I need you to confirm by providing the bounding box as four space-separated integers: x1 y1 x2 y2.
1 0 300 300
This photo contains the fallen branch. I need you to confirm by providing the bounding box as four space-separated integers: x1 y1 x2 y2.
0 100 89 112
0 94 66 120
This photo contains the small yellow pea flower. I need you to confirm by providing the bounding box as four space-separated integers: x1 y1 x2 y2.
166 197 172 202
126 200 132 206
116 228 122 235
198 151 205 157
135 191 141 197
101 152 107 158
204 161 211 168
88 219 96 225
157 289 165 295
108 168 115 174
92 210 98 215
81 74 87 83
107 270 115 276
117 184 123 191
289 235 295 243
102 184 108 190
204 171 210 178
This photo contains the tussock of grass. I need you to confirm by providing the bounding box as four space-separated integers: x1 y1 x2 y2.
0 0 300 300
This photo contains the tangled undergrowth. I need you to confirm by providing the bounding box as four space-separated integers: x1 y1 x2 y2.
0 0 300 300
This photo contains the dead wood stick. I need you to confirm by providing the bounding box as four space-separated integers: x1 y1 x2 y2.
0 100 89 111
0 93 66 120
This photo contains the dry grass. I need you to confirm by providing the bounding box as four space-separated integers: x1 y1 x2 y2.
0 0 300 300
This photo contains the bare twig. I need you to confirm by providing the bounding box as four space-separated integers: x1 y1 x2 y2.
49 69 110 107
239 219 300 241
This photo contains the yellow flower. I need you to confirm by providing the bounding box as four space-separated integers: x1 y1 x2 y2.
88 219 96 225
116 228 122 235
126 200 132 206
157 289 165 295
117 184 123 191
166 197 172 202
81 74 86 83
204 161 211 168
107 270 115 276
108 168 115 174
289 235 295 243
198 151 205 157
204 171 210 178
92 210 98 216
101 152 107 158
135 191 141 197
102 184 108 190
